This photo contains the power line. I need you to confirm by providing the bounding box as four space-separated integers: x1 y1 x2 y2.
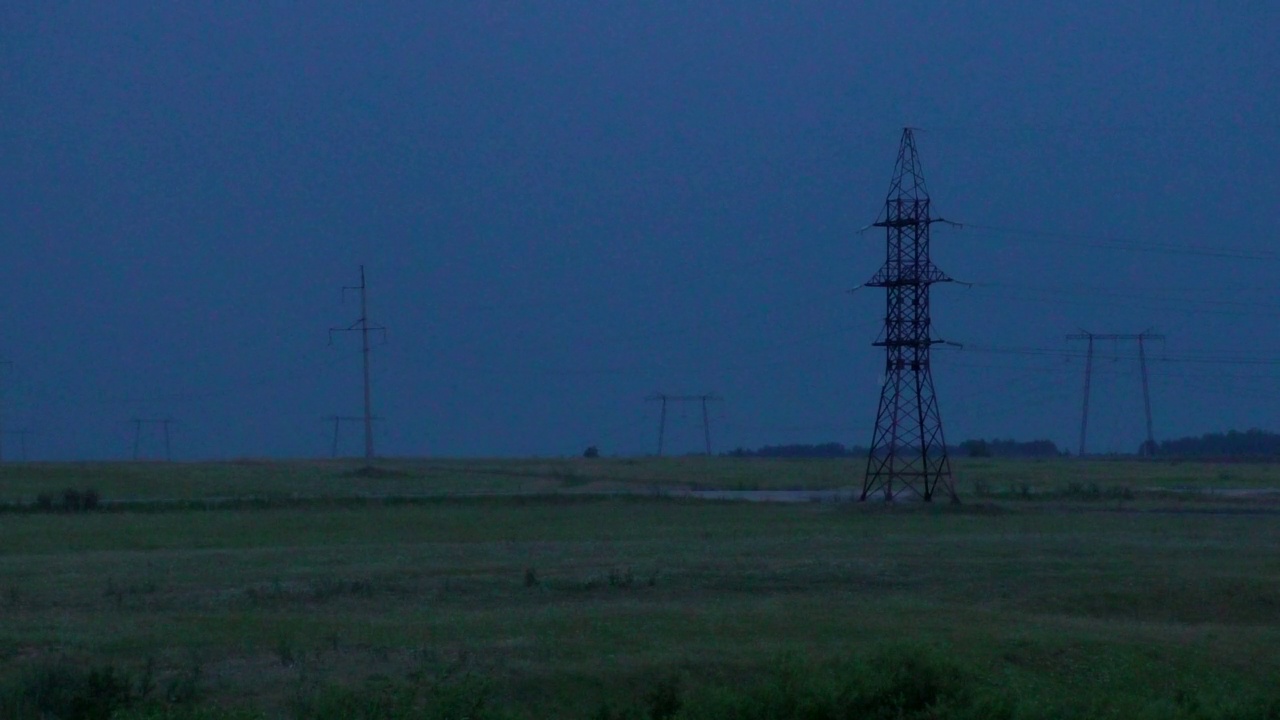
967 281 1280 317
920 120 1280 137
958 223 1279 261
959 343 1280 367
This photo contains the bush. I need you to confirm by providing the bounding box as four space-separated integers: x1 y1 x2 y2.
31 487 104 513
286 672 509 720
643 674 682 719
675 647 1002 720
0 655 210 719
62 488 84 512
4 660 145 719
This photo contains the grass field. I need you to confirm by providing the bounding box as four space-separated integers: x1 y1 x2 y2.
1 457 1278 718
3 455 1280 503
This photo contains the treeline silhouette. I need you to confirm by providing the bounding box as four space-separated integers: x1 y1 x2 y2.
723 430 1280 459
726 442 866 458
725 438 1063 458
1159 429 1280 458
958 439 1063 458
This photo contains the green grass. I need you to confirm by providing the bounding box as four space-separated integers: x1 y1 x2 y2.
1 458 1279 717
4 456 1280 506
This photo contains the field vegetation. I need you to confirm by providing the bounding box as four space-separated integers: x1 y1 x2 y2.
0 457 1277 718
3 455 1280 505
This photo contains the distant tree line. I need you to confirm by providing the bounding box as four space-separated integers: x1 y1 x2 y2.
725 439 1064 459
958 439 1064 458
723 430 1280 460
726 443 867 458
1158 429 1280 458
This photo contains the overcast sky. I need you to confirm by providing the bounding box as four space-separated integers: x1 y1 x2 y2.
1 2 1277 460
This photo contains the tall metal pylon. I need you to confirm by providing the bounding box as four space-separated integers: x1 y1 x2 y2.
6 429 33 461
330 266 386 466
131 418 174 461
645 393 722 456
0 360 12 462
861 128 958 503
1067 330 1164 456
323 415 380 459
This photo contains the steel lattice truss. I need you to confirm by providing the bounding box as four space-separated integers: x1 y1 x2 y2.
861 128 958 503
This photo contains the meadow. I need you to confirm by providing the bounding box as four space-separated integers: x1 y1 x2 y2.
0 457 1278 718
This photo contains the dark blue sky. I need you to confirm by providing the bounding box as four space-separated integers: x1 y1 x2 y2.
2 3 1277 459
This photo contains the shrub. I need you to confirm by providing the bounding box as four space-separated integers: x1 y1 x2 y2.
4 659 147 719
674 647 999 720
607 567 634 589
37 487 103 513
643 674 682 720
62 488 84 512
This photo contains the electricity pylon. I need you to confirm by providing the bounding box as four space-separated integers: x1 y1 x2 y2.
330 266 386 466
646 393 722 456
861 128 958 503
1067 330 1164 456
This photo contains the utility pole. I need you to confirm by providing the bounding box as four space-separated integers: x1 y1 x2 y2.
131 418 174 461
330 265 386 466
645 394 722 456
1066 331 1164 456
861 128 958 503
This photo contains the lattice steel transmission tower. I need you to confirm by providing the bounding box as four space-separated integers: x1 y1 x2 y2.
861 128 958 503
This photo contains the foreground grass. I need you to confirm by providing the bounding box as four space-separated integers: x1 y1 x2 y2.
19 643 1275 720
1 459 1278 717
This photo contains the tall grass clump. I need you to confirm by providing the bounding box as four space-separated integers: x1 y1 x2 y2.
0 655 208 720
1 660 144 719
669 646 1007 720
286 672 515 720
665 647 1280 720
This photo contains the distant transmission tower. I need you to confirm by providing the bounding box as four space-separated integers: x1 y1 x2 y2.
1067 330 1164 456
6 429 33 461
646 393 722 456
861 128 958 503
0 360 12 462
323 415 382 458
330 266 386 465
132 418 174 461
